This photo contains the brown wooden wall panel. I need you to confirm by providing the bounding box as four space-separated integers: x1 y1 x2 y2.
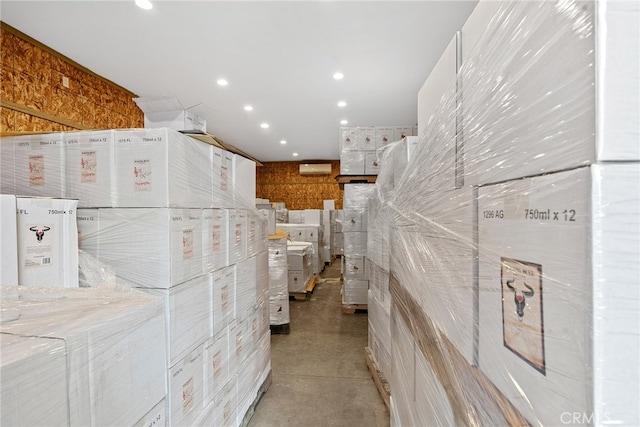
256 161 343 210
0 23 143 134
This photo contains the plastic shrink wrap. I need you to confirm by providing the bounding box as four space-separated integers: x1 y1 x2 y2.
0 285 167 427
1 125 270 425
374 1 640 426
268 233 290 326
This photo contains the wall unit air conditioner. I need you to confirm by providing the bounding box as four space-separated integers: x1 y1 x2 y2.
299 163 332 175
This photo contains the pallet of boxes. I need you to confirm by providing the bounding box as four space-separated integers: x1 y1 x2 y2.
0 120 273 426
372 1 640 426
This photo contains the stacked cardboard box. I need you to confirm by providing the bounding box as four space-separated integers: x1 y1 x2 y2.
1 127 271 426
379 1 640 426
339 126 416 175
277 223 323 275
286 242 314 294
342 184 376 305
268 234 289 326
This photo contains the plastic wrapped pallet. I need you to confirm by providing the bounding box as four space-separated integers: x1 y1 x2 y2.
376 1 640 426
268 233 289 326
287 242 314 293
0 285 167 427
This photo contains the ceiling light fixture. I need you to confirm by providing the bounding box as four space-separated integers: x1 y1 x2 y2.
333 72 344 80
340 120 348 125
337 101 346 107
260 123 269 129
135 0 153 10
244 105 253 111
292 152 299 157
280 140 287 145
217 79 228 86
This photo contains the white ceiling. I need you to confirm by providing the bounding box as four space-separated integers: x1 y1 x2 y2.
1 0 477 162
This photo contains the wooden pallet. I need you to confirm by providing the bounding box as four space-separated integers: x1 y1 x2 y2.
239 369 273 427
342 302 368 314
289 275 318 301
364 347 391 413
335 174 377 189
270 323 291 335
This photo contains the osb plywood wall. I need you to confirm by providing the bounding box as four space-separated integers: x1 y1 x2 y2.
0 23 143 134
256 161 343 210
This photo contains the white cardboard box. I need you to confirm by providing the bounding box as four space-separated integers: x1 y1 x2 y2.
0 136 15 194
202 329 229 407
340 151 365 175
365 152 380 175
0 334 69 426
113 128 212 208
227 209 248 265
65 130 116 207
478 165 640 426
0 286 167 427
343 183 376 209
212 146 234 208
235 256 257 321
77 208 203 289
168 344 204 427
374 126 395 150
212 265 236 335
134 95 206 133
233 154 256 209
16 197 78 288
342 279 368 305
12 133 66 198
323 200 335 210
463 1 639 187
417 34 458 137
270 295 290 326
202 208 229 273
0 195 18 286
394 126 414 142
133 399 166 427
144 274 213 367
345 256 366 280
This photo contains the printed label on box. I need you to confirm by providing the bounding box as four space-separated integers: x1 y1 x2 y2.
133 159 152 191
252 317 258 341
501 257 545 375
213 351 222 379
221 166 229 192
182 228 194 260
80 151 97 183
182 377 194 413
24 224 53 268
29 155 45 186
212 226 221 251
223 401 232 424
221 285 229 310
236 332 243 357
235 224 242 245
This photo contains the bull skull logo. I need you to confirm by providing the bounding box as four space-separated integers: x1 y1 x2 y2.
29 226 51 242
506 279 534 322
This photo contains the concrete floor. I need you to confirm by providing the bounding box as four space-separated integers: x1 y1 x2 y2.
248 260 390 427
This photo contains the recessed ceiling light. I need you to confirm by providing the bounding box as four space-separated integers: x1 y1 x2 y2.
337 101 346 107
135 0 152 9
244 105 253 111
292 152 299 157
260 123 269 129
280 140 287 145
333 72 344 80
340 120 348 125
217 79 228 86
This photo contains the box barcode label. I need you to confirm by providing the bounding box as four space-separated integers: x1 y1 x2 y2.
42 257 51 265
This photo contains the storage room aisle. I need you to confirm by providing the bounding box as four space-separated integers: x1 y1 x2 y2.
248 260 389 427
